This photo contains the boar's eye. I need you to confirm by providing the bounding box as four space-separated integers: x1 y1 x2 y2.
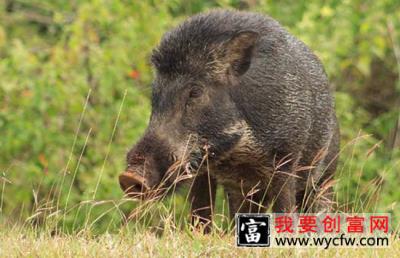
189 87 203 99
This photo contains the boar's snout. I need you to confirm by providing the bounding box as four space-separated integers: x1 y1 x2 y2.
119 170 149 198
121 133 175 199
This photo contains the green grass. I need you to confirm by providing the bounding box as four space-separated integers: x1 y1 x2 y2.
0 127 398 257
1 226 398 257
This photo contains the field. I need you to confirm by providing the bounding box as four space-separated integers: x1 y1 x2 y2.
0 0 399 256
0 227 399 257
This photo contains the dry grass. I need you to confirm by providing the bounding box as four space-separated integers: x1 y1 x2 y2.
0 226 398 258
1 132 398 257
1 86 398 257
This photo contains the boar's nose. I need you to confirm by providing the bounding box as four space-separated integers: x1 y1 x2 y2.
119 171 150 197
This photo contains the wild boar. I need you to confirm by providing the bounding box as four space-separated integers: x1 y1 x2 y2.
119 10 340 232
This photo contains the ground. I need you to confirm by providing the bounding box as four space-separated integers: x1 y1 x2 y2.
0 228 398 257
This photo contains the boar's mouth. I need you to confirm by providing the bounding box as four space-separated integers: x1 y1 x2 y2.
119 158 202 200
120 136 208 199
119 170 150 198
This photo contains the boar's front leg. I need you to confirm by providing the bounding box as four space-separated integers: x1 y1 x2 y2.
268 155 298 213
226 188 267 220
189 173 217 233
268 174 296 212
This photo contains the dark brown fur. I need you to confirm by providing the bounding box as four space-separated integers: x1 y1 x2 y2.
119 10 340 232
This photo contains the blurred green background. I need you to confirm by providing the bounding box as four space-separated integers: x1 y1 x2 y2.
0 0 399 233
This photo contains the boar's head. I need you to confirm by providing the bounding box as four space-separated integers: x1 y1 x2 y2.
119 18 259 199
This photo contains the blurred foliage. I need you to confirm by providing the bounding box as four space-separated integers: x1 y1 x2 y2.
0 0 399 232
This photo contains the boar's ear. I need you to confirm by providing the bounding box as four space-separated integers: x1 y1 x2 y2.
221 30 259 76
